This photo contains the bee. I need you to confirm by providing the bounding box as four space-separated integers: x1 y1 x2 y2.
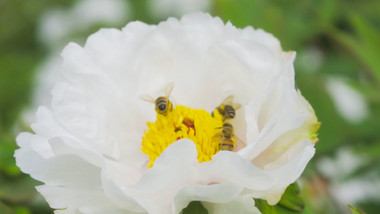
212 95 241 121
139 82 174 116
218 123 235 151
216 123 246 151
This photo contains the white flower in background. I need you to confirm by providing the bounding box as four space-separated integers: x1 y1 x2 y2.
149 0 211 19
317 149 380 207
326 77 368 123
15 13 319 213
317 149 364 179
23 0 130 124
38 0 129 49
296 46 324 74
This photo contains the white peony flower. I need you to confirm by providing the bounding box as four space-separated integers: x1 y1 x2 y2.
317 149 380 207
326 77 368 123
15 13 320 214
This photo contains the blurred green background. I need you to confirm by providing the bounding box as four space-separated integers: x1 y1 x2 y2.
1 0 379 213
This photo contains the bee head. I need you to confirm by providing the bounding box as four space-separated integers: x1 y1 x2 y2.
155 97 172 115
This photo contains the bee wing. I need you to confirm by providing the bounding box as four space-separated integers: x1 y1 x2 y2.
165 82 175 97
139 94 155 103
233 103 242 110
234 136 246 152
221 95 234 105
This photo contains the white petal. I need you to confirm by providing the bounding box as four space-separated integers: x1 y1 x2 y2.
203 194 261 214
199 151 276 191
101 171 146 213
43 155 101 187
252 140 315 205
14 133 49 181
37 185 117 212
121 139 199 214
35 155 118 212
56 42 149 165
173 184 243 213
48 137 104 168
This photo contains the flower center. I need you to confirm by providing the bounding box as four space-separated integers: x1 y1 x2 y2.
141 105 224 167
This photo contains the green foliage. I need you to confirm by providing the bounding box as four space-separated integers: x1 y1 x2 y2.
254 199 277 214
278 183 305 212
254 198 314 214
0 134 20 176
348 204 366 214
181 201 208 214
0 0 74 131
327 13 380 84
254 183 314 214
0 201 14 214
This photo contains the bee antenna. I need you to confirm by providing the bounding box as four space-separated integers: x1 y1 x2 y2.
139 94 155 103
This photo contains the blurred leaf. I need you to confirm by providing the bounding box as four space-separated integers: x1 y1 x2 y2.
0 133 20 176
276 205 313 214
348 204 366 214
214 0 321 50
255 198 313 214
13 206 30 214
0 176 39 203
357 200 380 214
350 13 380 51
213 0 258 28
327 13 380 84
278 183 305 212
356 141 380 161
255 182 314 214
129 0 155 24
181 201 208 214
0 52 37 131
254 199 277 214
0 0 74 50
314 0 338 23
0 0 75 131
316 53 358 78
0 201 15 214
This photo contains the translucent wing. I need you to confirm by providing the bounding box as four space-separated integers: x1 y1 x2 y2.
221 95 234 105
165 82 174 97
234 136 246 152
212 126 223 140
139 94 155 103
233 103 241 110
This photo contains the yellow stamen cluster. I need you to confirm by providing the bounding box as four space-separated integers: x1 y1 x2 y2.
141 105 224 167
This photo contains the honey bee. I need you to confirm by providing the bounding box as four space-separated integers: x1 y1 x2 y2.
139 82 174 116
217 123 236 151
218 123 235 151
212 95 241 121
216 123 246 151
